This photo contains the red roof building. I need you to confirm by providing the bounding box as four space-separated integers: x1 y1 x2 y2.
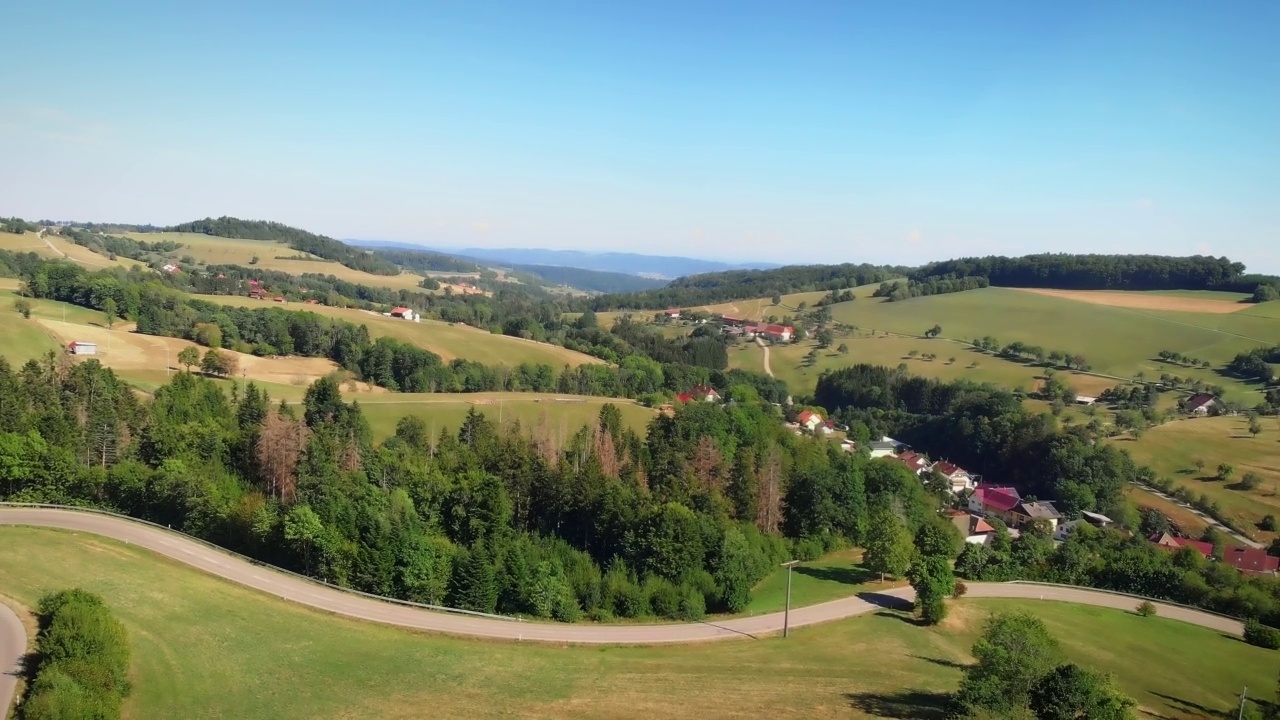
760 324 794 342
1224 546 1280 574
1149 532 1215 558
796 410 823 430
968 485 1022 515
892 450 932 475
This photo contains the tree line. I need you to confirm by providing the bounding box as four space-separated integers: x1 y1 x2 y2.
0 355 936 623
870 275 989 302
1228 346 1280 385
911 253 1272 294
162 217 401 276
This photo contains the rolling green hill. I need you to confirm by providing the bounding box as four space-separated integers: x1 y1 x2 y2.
0 526 1268 719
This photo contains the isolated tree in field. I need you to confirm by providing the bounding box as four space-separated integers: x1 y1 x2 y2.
836 343 849 355
862 505 914 582
1217 462 1234 481
257 410 309 503
13 298 31 319
1250 416 1264 438
177 346 200 372
924 324 942 338
103 296 117 329
1193 458 1206 474
1240 472 1262 491
816 328 833 348
201 348 232 377
953 611 1064 716
771 294 782 305
1029 663 1137 720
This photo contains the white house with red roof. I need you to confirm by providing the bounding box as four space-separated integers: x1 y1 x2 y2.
933 460 975 494
388 307 419 321
760 324 793 343
890 450 932 476
663 308 682 319
968 485 1022 522
683 385 721 403
1184 393 1222 417
796 410 824 432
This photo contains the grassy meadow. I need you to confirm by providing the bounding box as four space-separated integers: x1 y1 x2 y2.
0 231 144 271
357 393 656 441
195 294 601 368
0 526 1268 719
1116 416 1280 538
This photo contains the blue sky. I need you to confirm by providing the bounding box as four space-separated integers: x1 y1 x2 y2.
2 1 1277 270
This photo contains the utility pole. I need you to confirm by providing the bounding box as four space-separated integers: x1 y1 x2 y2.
781 560 799 638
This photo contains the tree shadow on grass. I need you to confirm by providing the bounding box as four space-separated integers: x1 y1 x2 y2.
1150 691 1231 718
795 564 872 586
910 655 968 671
844 690 951 719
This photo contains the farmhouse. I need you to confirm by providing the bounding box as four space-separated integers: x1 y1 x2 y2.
968 485 1021 522
890 450 932 476
66 341 97 356
1149 532 1214 558
1074 395 1097 406
868 437 908 458
796 410 824 432
161 263 180 274
663 309 681 319
947 510 996 545
1010 501 1062 530
678 385 721 403
1184 393 1223 417
760 324 793 343
1224 547 1280 575
933 460 975 493
388 307 419 322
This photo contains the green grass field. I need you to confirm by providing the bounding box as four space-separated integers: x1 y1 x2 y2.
357 393 656 441
1115 416 1280 539
0 294 63 366
0 527 1267 719
821 288 1276 404
195 294 601 368
740 547 898 616
731 333 1122 400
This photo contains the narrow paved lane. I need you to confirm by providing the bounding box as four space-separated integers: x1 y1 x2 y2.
0 601 25 719
0 507 1242 644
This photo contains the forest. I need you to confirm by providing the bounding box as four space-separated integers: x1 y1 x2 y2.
870 274 990 301
0 356 924 621
163 217 402 276
910 253 1266 292
583 263 907 310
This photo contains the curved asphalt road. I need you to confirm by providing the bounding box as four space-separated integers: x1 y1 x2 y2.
0 508 1243 645
1 601 25 719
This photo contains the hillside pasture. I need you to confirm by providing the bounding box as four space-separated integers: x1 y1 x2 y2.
731 333 1120 399
1013 288 1252 314
126 232 473 293
194 294 603 368
824 288 1276 404
0 526 1269 720
0 231 142 270
357 393 655 441
1114 415 1280 538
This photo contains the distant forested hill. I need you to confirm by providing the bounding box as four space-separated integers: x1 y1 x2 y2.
511 264 667 293
372 249 483 274
910 254 1265 291
165 217 401 276
586 263 909 310
444 247 778 278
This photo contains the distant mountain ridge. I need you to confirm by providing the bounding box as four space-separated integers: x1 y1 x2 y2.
345 241 779 279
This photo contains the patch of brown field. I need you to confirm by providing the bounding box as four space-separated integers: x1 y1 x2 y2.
1012 288 1248 314
36 319 387 391
1126 486 1209 536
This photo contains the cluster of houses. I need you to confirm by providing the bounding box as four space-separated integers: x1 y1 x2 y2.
721 316 794 343
1149 532 1279 574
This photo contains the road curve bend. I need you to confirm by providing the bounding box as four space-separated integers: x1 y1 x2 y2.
1 600 25 718
0 507 1243 644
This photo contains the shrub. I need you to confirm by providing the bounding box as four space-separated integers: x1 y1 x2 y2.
24 589 130 720
677 585 707 621
646 577 682 619
1136 600 1157 617
790 537 825 561
1244 619 1280 650
1260 515 1277 532
953 580 968 599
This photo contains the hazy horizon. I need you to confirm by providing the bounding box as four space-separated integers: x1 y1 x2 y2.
2 1 1277 272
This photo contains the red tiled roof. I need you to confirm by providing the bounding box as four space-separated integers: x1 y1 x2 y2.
895 451 930 471
1224 547 1280 574
975 486 1021 512
676 393 693 403
390 307 411 315
762 324 793 335
1149 532 1215 558
797 410 820 425
935 460 965 477
1185 393 1219 410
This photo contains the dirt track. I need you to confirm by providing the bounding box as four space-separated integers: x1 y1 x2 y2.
1013 288 1248 314
0 507 1243 645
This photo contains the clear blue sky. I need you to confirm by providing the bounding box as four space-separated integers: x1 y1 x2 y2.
2 1 1277 270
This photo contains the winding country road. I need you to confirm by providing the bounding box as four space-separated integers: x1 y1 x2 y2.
1 600 25 719
0 507 1242 646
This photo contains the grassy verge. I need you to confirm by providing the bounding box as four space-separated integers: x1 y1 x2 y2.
0 527 1270 719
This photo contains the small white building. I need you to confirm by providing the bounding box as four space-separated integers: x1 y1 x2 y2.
389 307 419 322
67 341 97 356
